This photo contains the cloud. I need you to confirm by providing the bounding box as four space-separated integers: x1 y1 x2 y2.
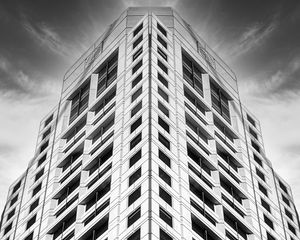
122 0 178 7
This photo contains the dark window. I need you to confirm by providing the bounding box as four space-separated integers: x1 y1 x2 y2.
128 228 140 240
160 228 172 240
44 114 53 127
285 208 293 221
130 133 142 150
32 183 42 197
279 181 288 194
129 167 142 186
282 194 290 206
4 223 12 235
40 140 49 153
261 198 271 213
37 154 47 167
210 81 230 123
128 187 141 206
288 223 296 235
251 140 261 153
130 150 142 167
158 101 169 117
29 199 39 213
42 127 51 140
131 117 142 133
158 87 169 102
158 73 168 88
24 232 34 240
159 207 172 227
131 101 142 117
247 114 256 127
12 181 21 194
26 214 36 229
96 51 118 96
133 47 143 61
158 150 171 167
133 23 143 37
258 183 268 196
256 168 265 182
128 207 141 227
253 153 263 167
132 87 142 102
249 127 258 139
182 51 204 97
159 168 171 186
7 208 15 221
158 60 168 74
158 117 169 133
132 60 143 74
35 168 44 181
158 47 168 61
132 73 143 88
70 82 90 123
10 195 18 207
157 35 167 49
267 232 276 240
159 187 172 206
157 23 167 37
158 133 170 149
133 35 143 49
264 214 273 229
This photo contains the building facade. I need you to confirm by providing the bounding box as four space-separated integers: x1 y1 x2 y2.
0 7 299 240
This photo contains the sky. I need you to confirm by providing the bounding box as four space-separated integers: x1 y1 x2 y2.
0 0 300 215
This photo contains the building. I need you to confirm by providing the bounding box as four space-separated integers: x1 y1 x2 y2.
0 7 299 240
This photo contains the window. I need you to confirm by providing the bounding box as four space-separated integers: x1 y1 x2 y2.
96 51 118 96
158 117 170 133
258 183 268 196
132 73 143 88
29 199 39 213
128 207 141 227
26 214 36 229
40 140 49 153
133 23 143 37
158 87 169 102
256 168 265 181
247 114 256 127
288 223 296 235
157 23 167 36
131 101 142 117
158 150 171 167
132 87 142 102
130 150 142 167
251 140 261 153
285 208 293 221
35 168 44 181
10 195 18 207
282 194 290 206
159 187 172 206
267 232 276 240
160 228 172 240
182 50 204 97
130 133 142 150
128 228 140 240
128 187 141 206
12 181 21 194
69 82 90 123
129 168 141 186
158 101 169 117
158 73 168 88
253 153 263 167
158 60 168 74
264 214 273 229
131 117 142 133
158 133 170 149
32 183 42 197
210 81 230 123
157 35 167 49
133 47 143 61
159 168 171 186
249 127 258 139
133 35 143 49
279 181 288 194
24 232 34 240
44 114 53 127
158 47 168 61
4 223 12 235
42 127 51 140
261 198 271 213
37 154 47 167
159 207 172 227
132 60 143 74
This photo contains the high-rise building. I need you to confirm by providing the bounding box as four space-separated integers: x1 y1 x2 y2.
0 7 299 240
